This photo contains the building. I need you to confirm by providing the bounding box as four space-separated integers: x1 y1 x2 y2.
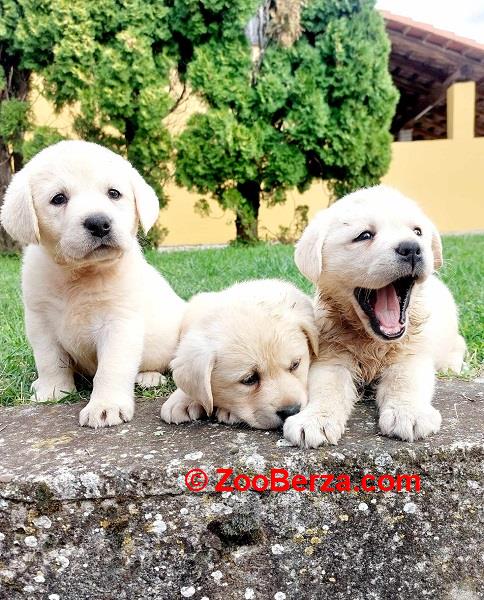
380 12 484 236
383 11 484 141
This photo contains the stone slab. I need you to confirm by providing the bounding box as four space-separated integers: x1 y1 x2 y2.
0 380 482 600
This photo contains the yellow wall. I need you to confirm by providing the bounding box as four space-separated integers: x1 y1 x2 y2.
32 80 484 245
383 81 484 234
30 77 77 137
382 137 484 233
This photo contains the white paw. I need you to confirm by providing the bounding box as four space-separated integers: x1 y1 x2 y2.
79 394 135 428
216 408 241 425
136 371 166 388
30 377 76 403
442 355 465 374
160 389 206 424
283 410 344 448
379 404 441 442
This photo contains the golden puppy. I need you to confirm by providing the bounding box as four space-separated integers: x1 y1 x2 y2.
161 279 318 429
283 186 466 447
0 141 185 427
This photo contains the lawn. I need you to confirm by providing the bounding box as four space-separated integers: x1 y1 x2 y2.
1 236 482 407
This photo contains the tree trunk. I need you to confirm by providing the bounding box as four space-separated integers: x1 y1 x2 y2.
235 181 260 243
0 142 19 252
0 61 30 252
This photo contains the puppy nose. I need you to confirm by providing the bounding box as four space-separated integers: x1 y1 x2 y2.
395 240 422 268
276 404 301 421
84 214 112 238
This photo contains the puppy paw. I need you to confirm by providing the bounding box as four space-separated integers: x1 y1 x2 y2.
283 410 344 448
79 395 135 428
160 389 206 424
216 408 241 425
31 377 76 403
136 371 166 388
379 404 441 442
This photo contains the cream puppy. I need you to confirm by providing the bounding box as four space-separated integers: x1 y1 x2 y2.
284 186 466 447
1 140 185 428
161 279 318 429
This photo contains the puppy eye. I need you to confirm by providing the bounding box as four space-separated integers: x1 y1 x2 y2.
414 227 422 236
353 231 374 242
240 372 260 386
107 188 121 200
50 193 68 206
289 359 301 372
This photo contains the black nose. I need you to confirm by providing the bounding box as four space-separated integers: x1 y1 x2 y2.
84 214 112 238
276 405 301 421
395 240 422 268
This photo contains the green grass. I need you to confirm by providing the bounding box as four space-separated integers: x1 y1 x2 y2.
437 235 484 370
1 236 482 406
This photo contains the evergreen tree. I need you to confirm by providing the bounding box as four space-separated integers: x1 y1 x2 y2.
174 0 398 242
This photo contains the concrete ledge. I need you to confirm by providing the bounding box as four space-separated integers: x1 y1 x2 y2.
0 380 482 600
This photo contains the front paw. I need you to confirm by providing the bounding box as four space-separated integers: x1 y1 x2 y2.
136 371 166 388
379 404 441 442
215 408 241 425
160 389 206 424
283 410 344 448
31 377 76 402
79 394 135 428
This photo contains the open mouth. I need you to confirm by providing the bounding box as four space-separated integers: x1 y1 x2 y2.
354 275 416 340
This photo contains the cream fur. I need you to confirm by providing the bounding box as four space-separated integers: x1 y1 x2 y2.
284 186 466 447
0 140 185 428
161 279 318 429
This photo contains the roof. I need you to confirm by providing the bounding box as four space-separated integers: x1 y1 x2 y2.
381 10 484 139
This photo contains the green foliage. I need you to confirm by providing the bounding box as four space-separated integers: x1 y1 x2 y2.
1 0 179 208
168 0 260 46
176 110 262 198
5 0 56 71
22 126 65 162
0 0 64 190
175 0 398 239
34 0 176 204
0 99 29 152
1 0 191 250
2 0 398 248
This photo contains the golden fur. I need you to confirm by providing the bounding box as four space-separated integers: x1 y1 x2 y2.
161 279 318 430
315 286 429 385
283 186 466 447
0 141 185 428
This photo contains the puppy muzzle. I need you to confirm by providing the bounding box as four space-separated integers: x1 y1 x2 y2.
276 404 302 421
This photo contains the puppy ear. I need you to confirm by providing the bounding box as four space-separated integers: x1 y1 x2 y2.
130 167 160 234
289 295 319 357
300 316 319 357
430 226 443 271
170 330 215 415
0 169 40 245
294 210 331 284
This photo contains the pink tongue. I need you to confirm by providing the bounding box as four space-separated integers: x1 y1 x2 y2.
374 284 401 334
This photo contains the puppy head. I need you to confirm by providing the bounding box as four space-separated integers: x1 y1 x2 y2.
171 281 318 429
0 140 159 266
295 185 442 342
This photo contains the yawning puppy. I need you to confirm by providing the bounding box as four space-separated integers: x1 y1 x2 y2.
0 141 185 427
160 279 318 430
283 186 466 447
